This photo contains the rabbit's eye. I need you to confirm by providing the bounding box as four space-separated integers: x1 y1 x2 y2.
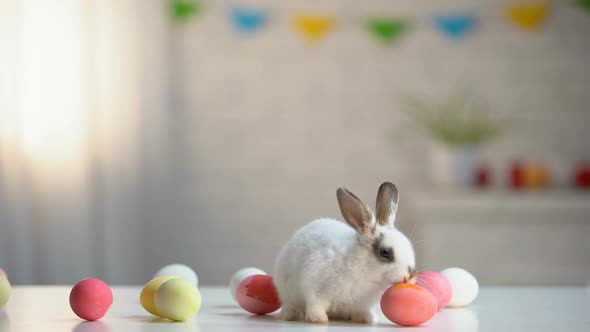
379 249 391 259
372 234 394 262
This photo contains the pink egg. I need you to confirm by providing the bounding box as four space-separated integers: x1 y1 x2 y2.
381 283 437 326
416 271 453 310
69 278 113 321
0 268 6 278
236 274 281 315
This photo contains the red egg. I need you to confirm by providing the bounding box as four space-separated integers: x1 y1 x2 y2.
416 271 453 310
236 274 281 315
474 163 491 188
509 160 525 189
381 283 437 326
574 162 590 189
69 278 113 321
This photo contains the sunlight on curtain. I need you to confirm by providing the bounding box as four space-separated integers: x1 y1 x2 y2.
0 0 161 284
0 0 142 174
19 1 86 167
0 0 91 285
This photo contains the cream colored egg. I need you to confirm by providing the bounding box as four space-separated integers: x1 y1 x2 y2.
140 275 180 316
440 267 479 307
155 278 201 321
154 264 198 287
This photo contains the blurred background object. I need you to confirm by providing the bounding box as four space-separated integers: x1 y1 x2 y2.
401 88 502 187
0 0 588 286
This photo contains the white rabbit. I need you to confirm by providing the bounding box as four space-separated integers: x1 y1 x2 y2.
273 182 416 324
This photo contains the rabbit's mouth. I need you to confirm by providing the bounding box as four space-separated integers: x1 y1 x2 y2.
382 272 412 286
401 276 417 284
384 276 406 286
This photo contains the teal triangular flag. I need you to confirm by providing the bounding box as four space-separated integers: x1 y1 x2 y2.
230 7 268 33
433 13 478 41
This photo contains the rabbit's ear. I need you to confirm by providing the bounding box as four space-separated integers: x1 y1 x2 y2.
337 187 374 235
376 182 399 226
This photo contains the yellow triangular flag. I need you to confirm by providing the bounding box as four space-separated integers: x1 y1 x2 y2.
293 14 335 42
506 2 550 31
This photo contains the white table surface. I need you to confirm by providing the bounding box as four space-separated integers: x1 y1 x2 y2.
0 286 588 332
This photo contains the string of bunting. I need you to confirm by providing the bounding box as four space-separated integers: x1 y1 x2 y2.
171 0 587 44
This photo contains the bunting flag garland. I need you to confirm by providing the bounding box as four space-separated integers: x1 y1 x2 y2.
230 7 268 33
576 0 590 12
293 14 336 42
433 13 478 41
506 2 550 31
172 0 201 22
167 2 582 43
366 18 409 44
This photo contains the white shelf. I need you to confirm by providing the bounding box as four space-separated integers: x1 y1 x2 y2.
410 189 590 214
408 189 590 284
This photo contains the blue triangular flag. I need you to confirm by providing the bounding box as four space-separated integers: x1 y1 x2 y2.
433 13 478 41
230 7 268 33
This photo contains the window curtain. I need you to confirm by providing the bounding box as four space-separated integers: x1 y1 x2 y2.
0 0 174 284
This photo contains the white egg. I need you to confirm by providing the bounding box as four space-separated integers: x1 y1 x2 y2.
154 264 198 287
229 267 266 302
440 267 479 307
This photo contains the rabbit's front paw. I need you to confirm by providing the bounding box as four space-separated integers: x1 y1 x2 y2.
305 305 328 324
278 304 301 321
351 310 376 324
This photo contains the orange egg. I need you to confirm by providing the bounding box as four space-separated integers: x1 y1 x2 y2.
380 283 437 326
523 163 550 188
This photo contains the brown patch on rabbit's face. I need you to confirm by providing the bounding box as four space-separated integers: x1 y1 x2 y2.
377 227 416 284
372 232 395 263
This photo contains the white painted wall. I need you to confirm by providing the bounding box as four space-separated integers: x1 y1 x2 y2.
173 0 590 285
1 0 589 285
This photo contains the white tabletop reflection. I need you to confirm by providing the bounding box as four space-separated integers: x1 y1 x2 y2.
0 286 588 332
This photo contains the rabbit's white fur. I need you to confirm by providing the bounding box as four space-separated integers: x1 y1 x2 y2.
273 183 415 324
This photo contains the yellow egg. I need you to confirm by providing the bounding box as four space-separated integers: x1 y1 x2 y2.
0 277 10 308
155 278 201 322
140 275 179 316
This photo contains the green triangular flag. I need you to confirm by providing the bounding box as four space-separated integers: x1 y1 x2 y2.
577 0 590 11
172 0 201 23
366 18 408 44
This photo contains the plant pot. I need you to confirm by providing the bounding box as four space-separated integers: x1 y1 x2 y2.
430 144 479 188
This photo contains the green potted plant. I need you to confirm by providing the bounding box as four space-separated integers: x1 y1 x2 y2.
402 89 502 187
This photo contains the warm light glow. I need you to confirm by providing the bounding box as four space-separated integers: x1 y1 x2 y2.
19 0 86 164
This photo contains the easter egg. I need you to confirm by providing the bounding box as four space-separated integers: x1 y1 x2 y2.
0 276 10 308
416 271 453 310
574 162 590 189
236 274 281 315
155 278 201 321
523 163 550 189
440 267 479 307
380 283 437 326
140 275 180 316
154 264 198 287
0 268 6 278
69 278 113 321
229 267 266 302
509 160 525 189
